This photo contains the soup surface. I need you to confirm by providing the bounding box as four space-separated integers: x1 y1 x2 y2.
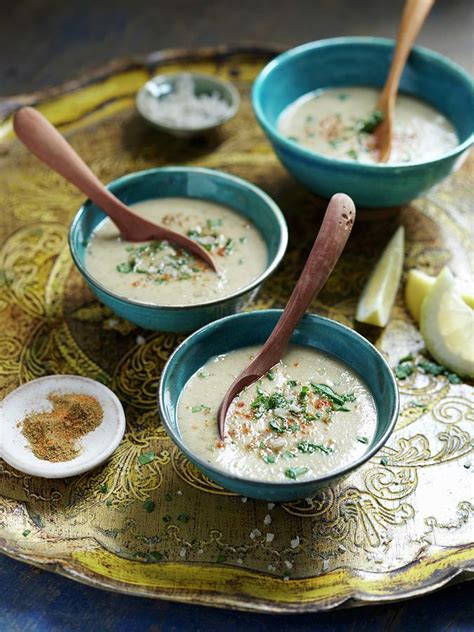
278 86 458 164
86 197 268 306
178 345 377 482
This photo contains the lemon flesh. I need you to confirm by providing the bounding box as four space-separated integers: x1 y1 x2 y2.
420 267 474 378
356 226 404 327
406 269 474 322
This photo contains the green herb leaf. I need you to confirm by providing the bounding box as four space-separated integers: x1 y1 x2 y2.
143 500 155 513
285 466 309 480
164 492 173 502
358 109 384 133
206 218 223 229
177 513 190 523
116 261 133 273
287 380 298 388
357 436 369 444
311 384 355 411
99 483 108 493
149 551 163 561
269 419 286 434
262 454 276 464
266 370 275 381
283 451 296 460
138 451 156 465
191 404 211 413
22 530 31 537
395 362 414 380
162 514 172 523
380 456 389 466
418 360 463 383
216 554 226 563
347 149 358 160
106 500 113 506
297 441 333 455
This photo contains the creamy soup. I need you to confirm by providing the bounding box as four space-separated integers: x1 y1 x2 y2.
278 86 458 164
178 345 377 482
85 198 268 306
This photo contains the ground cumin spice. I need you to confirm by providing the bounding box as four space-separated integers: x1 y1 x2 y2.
20 392 103 462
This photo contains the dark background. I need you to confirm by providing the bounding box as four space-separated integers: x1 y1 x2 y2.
1 1 473 630
1 0 473 97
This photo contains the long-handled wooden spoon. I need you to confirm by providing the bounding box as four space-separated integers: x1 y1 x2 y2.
217 193 356 438
13 107 217 271
376 0 435 162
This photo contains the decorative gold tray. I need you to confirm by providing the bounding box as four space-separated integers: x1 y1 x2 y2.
0 47 472 613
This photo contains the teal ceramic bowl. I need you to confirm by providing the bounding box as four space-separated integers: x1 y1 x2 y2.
252 37 474 207
69 168 288 332
159 310 399 501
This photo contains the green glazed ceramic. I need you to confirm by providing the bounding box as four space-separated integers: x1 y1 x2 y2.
252 37 474 207
136 72 240 137
159 310 399 501
69 168 288 332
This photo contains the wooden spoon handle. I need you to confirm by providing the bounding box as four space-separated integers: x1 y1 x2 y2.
380 0 435 107
13 107 130 232
251 193 355 371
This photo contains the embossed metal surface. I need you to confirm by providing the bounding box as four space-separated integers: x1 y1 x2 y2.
0 47 472 612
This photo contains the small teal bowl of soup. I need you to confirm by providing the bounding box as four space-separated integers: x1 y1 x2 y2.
252 37 474 207
69 168 288 332
159 310 399 502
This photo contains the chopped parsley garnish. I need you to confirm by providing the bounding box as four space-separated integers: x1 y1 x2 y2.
266 370 275 381
162 514 172 523
143 499 155 513
337 93 349 101
357 110 384 134
347 149 358 160
150 551 163 561
164 491 173 501
262 454 276 464
99 483 108 493
418 360 462 383
191 404 211 413
357 436 369 444
285 466 309 479
138 451 156 465
297 441 333 455
311 384 355 411
283 451 296 460
216 554 227 563
177 513 190 523
269 419 286 434
380 456 389 466
395 362 414 380
22 530 31 537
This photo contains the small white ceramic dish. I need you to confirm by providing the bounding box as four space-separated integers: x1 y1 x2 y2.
136 72 240 137
0 375 126 478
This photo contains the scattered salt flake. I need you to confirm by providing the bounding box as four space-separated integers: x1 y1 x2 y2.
237 558 243 565
177 490 183 496
198 549 204 555
283 576 290 581
179 547 186 558
136 335 146 346
267 503 275 511
267 564 276 571
264 514 272 525
249 528 261 540
290 536 300 549
284 560 293 569
107 319 119 327
241 497 248 503
305 497 313 506
338 544 347 552
322 558 329 571
266 533 275 543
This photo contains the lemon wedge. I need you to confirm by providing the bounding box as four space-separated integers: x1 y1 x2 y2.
406 269 474 322
356 226 404 327
420 267 474 378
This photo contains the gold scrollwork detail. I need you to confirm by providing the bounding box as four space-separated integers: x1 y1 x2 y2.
171 447 236 496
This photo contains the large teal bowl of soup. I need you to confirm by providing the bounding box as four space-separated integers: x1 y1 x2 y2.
252 37 474 208
159 310 399 502
69 167 288 332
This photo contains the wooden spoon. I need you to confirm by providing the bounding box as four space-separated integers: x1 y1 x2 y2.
376 0 435 162
217 193 356 439
13 107 217 271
